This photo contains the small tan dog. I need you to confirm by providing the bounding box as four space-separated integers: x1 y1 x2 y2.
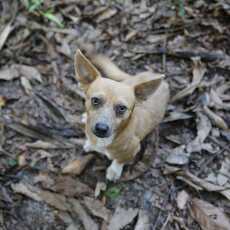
74 49 169 181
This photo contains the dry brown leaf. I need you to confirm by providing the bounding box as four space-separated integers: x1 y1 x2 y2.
83 196 111 222
190 198 230 230
134 210 150 230
66 224 80 230
39 190 69 211
0 96 6 108
21 76 33 94
70 198 99 230
125 30 138 41
13 64 43 82
62 154 94 175
0 67 19 81
166 145 189 166
164 111 193 122
96 8 117 23
25 140 61 149
176 170 230 200
12 182 70 211
176 190 189 210
0 22 13 51
108 207 138 230
51 176 92 197
121 161 149 182
206 157 230 186
209 89 230 110
187 112 212 153
12 182 99 229
204 106 228 130
11 182 42 202
171 58 206 102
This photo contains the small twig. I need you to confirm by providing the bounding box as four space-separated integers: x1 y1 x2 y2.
27 22 78 35
133 48 224 62
160 213 171 230
162 35 167 74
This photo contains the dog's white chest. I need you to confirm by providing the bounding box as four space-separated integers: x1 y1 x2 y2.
83 139 112 159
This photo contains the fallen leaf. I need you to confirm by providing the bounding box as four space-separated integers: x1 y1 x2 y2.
0 96 6 108
172 58 206 102
204 106 228 130
25 140 61 149
13 64 43 82
187 112 212 153
11 182 42 202
176 170 230 200
62 154 94 175
166 145 189 166
96 8 117 23
0 67 19 81
206 157 230 186
164 111 193 122
190 198 230 230
70 198 99 230
83 196 111 222
95 182 107 197
108 207 138 230
134 210 150 230
12 182 70 211
66 224 80 230
21 76 33 94
0 22 13 51
51 176 92 197
12 182 97 229
39 190 69 211
121 161 150 182
105 185 122 200
176 190 189 210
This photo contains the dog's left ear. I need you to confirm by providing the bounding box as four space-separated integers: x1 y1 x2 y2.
74 49 101 90
133 74 164 100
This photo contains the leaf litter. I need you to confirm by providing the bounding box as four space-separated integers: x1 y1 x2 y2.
0 0 230 229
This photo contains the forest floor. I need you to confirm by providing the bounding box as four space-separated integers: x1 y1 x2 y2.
0 0 230 229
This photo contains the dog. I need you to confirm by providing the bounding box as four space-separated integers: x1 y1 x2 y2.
74 49 169 181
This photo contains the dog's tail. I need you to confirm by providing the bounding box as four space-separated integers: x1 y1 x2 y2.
78 43 131 81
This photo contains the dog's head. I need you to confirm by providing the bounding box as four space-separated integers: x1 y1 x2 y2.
74 50 163 146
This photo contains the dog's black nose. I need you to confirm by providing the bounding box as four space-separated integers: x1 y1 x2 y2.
94 123 110 138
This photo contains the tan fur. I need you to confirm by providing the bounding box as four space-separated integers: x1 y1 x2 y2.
74 49 170 180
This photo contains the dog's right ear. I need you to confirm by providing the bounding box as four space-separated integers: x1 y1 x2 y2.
74 49 101 90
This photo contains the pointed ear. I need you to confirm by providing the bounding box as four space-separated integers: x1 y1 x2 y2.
74 49 101 89
133 74 164 100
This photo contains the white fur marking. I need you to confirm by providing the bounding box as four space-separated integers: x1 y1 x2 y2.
81 113 87 124
106 160 124 181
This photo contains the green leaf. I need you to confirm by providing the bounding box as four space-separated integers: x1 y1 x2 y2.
105 185 122 199
41 10 64 28
27 0 44 12
7 159 18 167
178 0 185 18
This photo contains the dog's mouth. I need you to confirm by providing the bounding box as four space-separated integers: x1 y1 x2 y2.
92 122 111 138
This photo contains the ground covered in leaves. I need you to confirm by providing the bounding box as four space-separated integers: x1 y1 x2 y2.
0 0 230 229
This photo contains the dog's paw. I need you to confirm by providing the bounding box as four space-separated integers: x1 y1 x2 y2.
106 161 123 181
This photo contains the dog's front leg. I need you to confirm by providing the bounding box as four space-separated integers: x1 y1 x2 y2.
106 160 124 181
83 139 93 152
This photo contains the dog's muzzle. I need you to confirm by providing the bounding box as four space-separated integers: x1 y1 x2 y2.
93 122 111 138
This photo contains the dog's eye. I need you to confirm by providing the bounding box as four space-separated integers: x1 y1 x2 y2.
91 97 102 107
115 104 127 116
